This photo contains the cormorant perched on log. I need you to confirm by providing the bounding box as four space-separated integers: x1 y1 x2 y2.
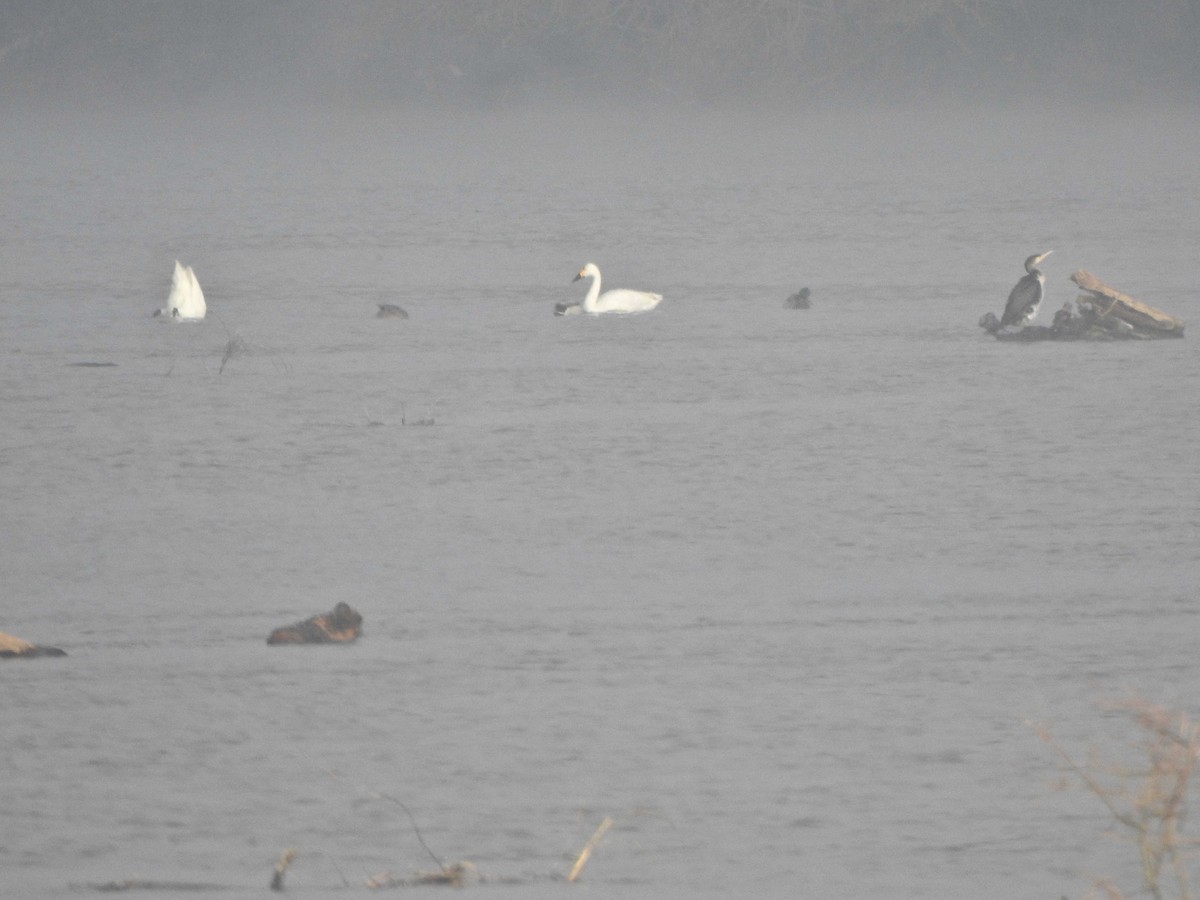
1000 250 1053 327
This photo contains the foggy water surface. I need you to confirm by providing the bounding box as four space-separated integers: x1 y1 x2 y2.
2 104 1199 899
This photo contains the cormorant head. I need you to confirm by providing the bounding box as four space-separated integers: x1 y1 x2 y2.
1025 250 1053 273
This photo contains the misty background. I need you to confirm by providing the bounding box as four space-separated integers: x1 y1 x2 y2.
4 4 1200 898
3 0 1199 112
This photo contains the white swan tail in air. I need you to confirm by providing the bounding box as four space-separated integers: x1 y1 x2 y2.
572 263 662 315
155 260 206 321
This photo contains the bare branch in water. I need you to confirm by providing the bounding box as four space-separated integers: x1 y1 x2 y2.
375 793 446 875
219 334 248 375
567 816 614 883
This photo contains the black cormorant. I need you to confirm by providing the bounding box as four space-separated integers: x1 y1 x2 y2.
1000 250 1053 327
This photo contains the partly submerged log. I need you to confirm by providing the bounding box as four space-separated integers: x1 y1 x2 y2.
81 879 227 892
979 307 1130 341
0 631 66 659
267 603 363 645
366 862 480 889
1070 269 1185 337
784 287 812 309
980 271 1185 341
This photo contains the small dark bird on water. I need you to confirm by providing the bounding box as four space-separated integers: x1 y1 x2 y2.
784 287 811 309
376 303 408 318
1000 251 1053 327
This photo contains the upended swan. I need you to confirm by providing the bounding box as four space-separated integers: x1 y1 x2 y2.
154 260 206 321
572 263 662 315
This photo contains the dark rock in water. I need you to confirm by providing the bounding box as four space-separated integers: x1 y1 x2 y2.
0 631 66 658
980 310 1068 341
978 312 1002 334
267 603 363 645
982 303 1159 341
376 304 408 318
784 287 811 309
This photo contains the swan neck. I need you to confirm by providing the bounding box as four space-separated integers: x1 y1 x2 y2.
582 271 601 311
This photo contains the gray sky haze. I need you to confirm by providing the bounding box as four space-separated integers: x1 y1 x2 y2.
2 1 1198 115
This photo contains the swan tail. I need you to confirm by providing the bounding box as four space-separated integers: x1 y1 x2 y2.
166 260 188 314
164 260 206 320
186 266 206 318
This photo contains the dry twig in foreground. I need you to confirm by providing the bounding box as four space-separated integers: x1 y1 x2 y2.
567 817 614 883
269 848 296 891
1037 696 1200 900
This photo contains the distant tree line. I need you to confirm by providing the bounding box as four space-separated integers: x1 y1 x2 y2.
2 0 1197 106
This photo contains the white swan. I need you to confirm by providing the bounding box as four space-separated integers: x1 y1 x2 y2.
155 260 206 321
572 263 662 315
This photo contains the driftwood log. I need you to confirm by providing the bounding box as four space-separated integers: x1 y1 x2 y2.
1070 269 1185 337
980 270 1185 341
267 603 363 645
0 631 66 659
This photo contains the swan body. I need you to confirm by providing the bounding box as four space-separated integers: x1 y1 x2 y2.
573 263 662 315
155 260 206 321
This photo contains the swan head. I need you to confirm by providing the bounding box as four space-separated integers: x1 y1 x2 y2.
574 263 599 283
